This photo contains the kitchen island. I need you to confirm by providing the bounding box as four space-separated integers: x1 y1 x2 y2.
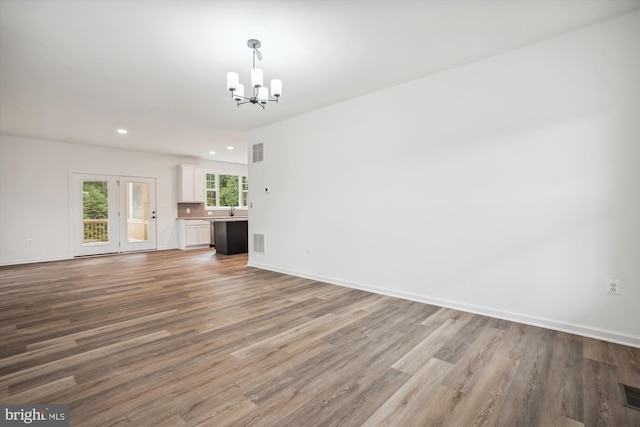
212 217 248 255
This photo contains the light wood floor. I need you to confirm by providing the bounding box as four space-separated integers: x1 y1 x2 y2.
1 249 639 426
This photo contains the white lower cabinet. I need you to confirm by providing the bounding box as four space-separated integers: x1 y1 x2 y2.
177 220 211 249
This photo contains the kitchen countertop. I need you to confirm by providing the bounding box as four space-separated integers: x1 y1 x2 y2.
176 216 248 221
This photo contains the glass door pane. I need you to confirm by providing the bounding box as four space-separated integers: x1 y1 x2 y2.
82 180 110 245
126 181 149 242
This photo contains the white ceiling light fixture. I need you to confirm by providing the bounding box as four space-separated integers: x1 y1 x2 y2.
226 39 282 110
117 129 128 134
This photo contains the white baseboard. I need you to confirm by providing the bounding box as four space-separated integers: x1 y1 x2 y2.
1 255 73 267
248 261 640 349
0 246 187 266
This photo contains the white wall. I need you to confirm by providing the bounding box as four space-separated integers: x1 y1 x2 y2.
248 12 640 347
0 135 247 265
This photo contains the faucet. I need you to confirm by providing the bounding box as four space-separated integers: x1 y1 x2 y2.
230 206 235 216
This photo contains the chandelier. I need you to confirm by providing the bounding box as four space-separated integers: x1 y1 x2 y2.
226 39 282 109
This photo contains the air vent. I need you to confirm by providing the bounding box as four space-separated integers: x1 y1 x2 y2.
252 143 264 163
253 233 265 254
620 383 640 411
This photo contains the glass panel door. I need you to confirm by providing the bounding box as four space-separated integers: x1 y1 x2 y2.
119 176 156 252
72 173 120 256
71 173 156 256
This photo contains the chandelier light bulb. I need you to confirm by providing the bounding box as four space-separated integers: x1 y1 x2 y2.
271 79 282 97
226 72 239 91
234 83 244 101
251 68 263 88
258 87 269 104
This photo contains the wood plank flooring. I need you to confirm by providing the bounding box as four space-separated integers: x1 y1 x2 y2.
1 249 639 426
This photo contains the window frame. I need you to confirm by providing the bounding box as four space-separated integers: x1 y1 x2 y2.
204 172 248 210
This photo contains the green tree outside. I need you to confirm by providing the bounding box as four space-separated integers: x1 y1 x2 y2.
83 181 108 219
219 175 239 206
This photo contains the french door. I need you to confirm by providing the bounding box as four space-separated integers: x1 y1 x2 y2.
71 173 157 256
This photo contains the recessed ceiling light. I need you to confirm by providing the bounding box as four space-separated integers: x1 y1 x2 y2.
227 146 234 150
209 151 216 155
117 129 128 134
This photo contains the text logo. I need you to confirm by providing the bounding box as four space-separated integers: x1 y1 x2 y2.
1 405 69 426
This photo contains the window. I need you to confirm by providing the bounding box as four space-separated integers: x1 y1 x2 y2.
205 173 248 209
219 175 239 207
206 173 216 207
242 176 248 207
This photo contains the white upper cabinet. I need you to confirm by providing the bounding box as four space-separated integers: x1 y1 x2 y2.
178 165 206 202
194 168 206 202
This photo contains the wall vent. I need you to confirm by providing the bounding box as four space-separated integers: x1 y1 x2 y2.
253 233 265 254
620 383 640 411
252 143 264 163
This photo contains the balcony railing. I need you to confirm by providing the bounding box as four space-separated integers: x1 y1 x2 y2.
84 219 109 243
83 219 148 244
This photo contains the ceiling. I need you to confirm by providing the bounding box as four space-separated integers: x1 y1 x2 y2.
1 0 639 164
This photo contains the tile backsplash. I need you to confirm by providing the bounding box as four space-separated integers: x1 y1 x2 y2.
177 203 248 218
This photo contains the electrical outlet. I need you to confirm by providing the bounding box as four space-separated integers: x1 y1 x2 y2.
186 208 191 213
606 279 621 295
306 246 311 255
